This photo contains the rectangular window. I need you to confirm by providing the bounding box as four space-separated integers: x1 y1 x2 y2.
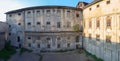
57 22 61 28
106 17 111 28
67 43 70 47
47 44 50 48
106 36 111 43
47 38 50 40
37 44 40 48
89 20 92 28
46 10 50 13
76 14 79 17
89 34 91 40
46 22 50 25
18 13 21 16
37 22 40 25
27 22 31 25
57 44 60 48
27 11 31 14
106 0 110 4
96 35 100 41
28 37 31 39
28 43 31 47
9 14 12 17
17 36 20 42
36 11 40 13
96 19 100 28
76 36 79 42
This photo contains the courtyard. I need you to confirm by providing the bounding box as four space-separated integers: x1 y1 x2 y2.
7 49 95 61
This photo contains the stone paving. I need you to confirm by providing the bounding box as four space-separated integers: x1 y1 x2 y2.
42 52 94 61
8 50 95 61
8 52 39 61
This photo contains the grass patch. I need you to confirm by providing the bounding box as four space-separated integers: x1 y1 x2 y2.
85 50 104 61
20 48 32 55
0 42 16 61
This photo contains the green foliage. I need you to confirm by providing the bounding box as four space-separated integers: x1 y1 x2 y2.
0 42 16 61
73 24 80 32
20 48 32 55
85 50 104 61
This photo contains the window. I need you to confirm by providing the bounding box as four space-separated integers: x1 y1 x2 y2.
67 10 70 12
57 10 61 13
106 0 110 4
89 8 92 11
96 18 100 28
76 36 79 42
9 14 12 17
67 43 70 47
57 22 61 28
76 14 79 17
17 36 20 42
28 37 31 39
36 11 40 13
57 37 61 40
28 43 31 47
18 13 21 16
46 10 50 13
37 44 40 48
37 22 40 25
106 16 111 28
9 33 11 36
106 36 111 43
96 35 100 41
47 38 50 40
46 22 50 25
57 44 60 48
9 25 11 28
27 22 31 25
27 11 31 14
47 44 50 48
18 23 21 25
96 4 99 8
89 20 92 28
89 34 91 40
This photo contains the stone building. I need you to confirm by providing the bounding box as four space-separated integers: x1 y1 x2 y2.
5 6 83 51
0 22 9 50
83 0 120 61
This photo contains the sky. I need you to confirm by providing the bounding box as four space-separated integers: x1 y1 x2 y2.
0 0 93 22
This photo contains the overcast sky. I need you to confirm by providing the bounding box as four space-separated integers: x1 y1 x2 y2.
0 0 93 22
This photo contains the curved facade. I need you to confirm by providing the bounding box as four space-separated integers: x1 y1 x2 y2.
6 6 82 51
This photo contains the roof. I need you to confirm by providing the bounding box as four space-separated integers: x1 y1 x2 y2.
5 6 82 14
83 0 103 9
76 2 89 8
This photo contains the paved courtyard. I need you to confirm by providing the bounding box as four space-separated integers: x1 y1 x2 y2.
42 52 94 61
8 50 94 61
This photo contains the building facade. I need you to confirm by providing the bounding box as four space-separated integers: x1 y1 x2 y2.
0 22 9 50
83 0 120 61
6 6 83 51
